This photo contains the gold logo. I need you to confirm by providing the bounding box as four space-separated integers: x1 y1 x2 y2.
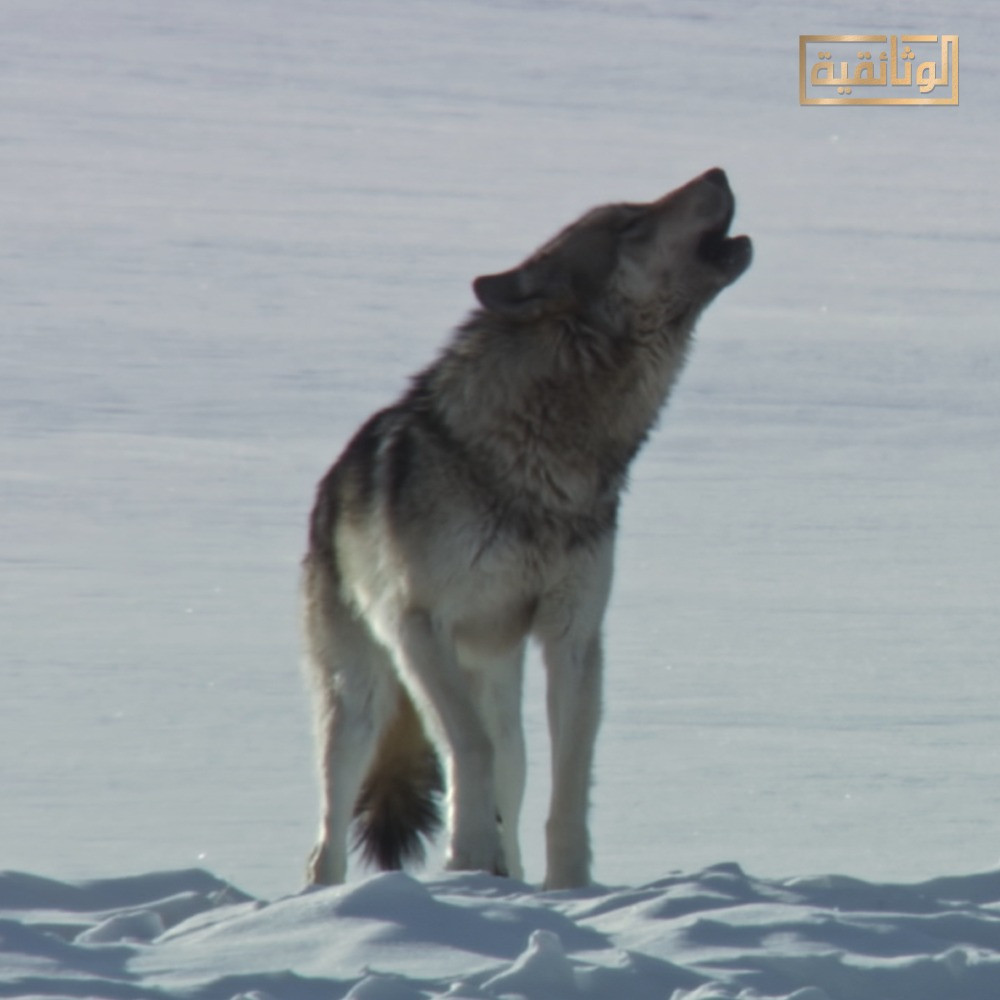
799 35 958 105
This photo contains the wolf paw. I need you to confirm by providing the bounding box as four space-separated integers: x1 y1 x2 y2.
445 839 508 878
306 841 345 886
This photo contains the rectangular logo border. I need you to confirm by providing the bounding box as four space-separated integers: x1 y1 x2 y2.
799 34 959 106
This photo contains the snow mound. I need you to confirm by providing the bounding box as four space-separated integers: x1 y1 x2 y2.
2 863 1000 999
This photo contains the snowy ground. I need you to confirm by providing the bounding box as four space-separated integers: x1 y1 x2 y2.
4 865 1000 1000
3 0 1000 996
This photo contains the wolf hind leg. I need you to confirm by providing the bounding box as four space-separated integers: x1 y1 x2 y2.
305 648 401 884
392 610 506 877
304 563 401 885
467 644 527 881
307 687 388 885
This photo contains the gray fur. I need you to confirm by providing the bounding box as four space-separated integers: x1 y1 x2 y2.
303 168 751 888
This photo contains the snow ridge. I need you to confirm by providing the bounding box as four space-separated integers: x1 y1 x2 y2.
3 863 1000 1000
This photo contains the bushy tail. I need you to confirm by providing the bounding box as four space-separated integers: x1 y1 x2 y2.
353 692 444 870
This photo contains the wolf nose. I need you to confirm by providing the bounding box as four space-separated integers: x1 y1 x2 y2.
703 167 729 188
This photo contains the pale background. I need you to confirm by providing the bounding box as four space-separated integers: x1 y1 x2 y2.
3 0 998 901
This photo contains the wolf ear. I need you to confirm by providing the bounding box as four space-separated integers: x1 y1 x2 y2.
472 269 528 313
472 263 571 320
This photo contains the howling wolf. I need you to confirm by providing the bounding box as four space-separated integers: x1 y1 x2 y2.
303 168 751 889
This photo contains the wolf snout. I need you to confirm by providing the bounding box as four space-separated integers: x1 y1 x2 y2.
696 167 734 218
692 169 752 280
701 167 729 189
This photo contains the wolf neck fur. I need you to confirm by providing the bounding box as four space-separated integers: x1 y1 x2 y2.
416 307 695 515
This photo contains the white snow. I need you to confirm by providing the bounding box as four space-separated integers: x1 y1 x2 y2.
4 865 1000 999
3 0 1000 996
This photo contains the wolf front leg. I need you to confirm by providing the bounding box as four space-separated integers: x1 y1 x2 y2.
541 629 604 889
537 539 613 890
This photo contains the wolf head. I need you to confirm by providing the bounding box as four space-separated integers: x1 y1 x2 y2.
472 168 751 336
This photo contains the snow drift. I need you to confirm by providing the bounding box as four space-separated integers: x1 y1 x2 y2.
4 863 1000 999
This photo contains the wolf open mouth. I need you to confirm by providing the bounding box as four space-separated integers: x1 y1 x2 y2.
697 183 753 280
696 201 752 277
